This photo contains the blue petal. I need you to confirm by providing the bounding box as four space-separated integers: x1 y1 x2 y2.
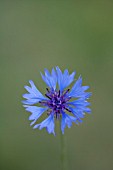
56 66 76 92
33 113 55 135
70 106 85 117
56 66 63 91
22 99 40 105
69 106 91 122
51 68 57 86
22 80 46 105
81 92 92 99
69 76 92 98
68 98 90 107
61 111 77 134
63 70 76 90
69 76 82 96
24 106 47 126
41 68 57 90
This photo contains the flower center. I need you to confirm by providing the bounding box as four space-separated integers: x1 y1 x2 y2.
48 92 64 112
40 88 71 119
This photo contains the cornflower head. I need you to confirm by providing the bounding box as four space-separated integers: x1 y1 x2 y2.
22 67 92 135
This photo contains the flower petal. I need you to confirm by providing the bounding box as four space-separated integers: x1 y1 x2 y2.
56 66 63 91
22 80 46 105
62 70 76 90
68 76 92 98
22 99 40 105
68 98 90 107
61 111 77 134
69 107 85 119
41 68 57 90
33 113 55 135
56 66 76 92
69 76 82 96
24 106 47 126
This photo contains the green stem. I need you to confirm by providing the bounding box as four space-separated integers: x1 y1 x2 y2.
60 132 68 170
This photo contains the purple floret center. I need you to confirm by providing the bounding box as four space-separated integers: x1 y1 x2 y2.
40 88 72 119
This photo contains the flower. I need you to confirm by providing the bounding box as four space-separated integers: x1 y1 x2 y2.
22 67 91 135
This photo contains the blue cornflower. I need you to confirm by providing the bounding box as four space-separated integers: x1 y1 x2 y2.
22 67 91 135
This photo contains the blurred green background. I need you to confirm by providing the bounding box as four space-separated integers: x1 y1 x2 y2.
0 0 113 170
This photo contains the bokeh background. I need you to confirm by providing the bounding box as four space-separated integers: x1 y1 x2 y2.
0 1 113 170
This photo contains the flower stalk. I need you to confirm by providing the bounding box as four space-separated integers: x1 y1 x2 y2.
60 132 68 170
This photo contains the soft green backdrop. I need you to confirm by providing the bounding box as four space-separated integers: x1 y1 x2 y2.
0 1 113 170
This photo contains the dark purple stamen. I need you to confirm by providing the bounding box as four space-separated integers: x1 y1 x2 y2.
65 108 71 112
46 88 50 92
63 88 70 96
45 94 52 100
58 90 60 97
